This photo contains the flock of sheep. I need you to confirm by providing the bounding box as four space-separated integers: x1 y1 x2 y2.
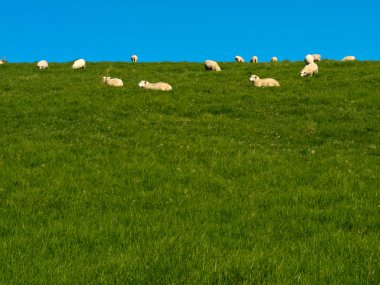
1 53 357 90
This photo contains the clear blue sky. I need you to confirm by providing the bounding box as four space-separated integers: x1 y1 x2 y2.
2 0 379 62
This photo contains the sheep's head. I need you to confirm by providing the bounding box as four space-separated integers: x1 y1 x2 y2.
300 71 307 77
250 75 259 82
102 76 110 83
138 80 147 88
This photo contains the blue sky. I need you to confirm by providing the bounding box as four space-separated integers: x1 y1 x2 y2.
2 0 379 62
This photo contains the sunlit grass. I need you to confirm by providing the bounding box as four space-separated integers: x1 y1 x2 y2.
0 60 379 284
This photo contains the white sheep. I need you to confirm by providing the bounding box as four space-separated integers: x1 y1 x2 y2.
312 54 321 61
102 76 123 87
0 59 7 65
271 57 278 62
37 60 48 69
72 58 86 69
300 62 318 77
304 54 314 64
235 55 245 62
131 55 138 63
249 75 280 87
250 56 258 63
138 80 172 91
204 60 221 71
342 56 356 61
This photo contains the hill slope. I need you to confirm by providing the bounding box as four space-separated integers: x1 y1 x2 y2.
1 61 380 283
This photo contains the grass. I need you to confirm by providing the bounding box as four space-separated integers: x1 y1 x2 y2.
0 60 379 284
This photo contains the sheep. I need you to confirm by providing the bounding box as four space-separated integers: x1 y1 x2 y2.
102 76 123 87
204 60 221 71
131 55 138 63
0 59 7 64
271 56 278 62
235 55 245 62
312 54 321 61
72 58 86 69
342 56 356 61
37 60 48 69
138 80 172 91
304 54 314 64
249 75 280 87
300 62 318 77
250 56 258 63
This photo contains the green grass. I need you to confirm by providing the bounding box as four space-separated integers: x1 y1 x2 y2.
1 60 379 284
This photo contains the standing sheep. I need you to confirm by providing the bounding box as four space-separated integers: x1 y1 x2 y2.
342 56 356 61
300 62 318 77
304 54 314 64
270 56 278 62
235 55 245 62
37 60 48 69
204 60 221 71
102 76 123 87
131 55 138 63
312 54 321 61
250 56 258 63
138 80 172 91
250 75 280 87
72 58 86 69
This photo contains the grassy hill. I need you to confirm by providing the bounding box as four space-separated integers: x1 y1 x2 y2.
1 61 379 284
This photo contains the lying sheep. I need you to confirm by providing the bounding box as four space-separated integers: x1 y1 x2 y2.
72 58 86 69
342 56 356 61
138 80 172 91
271 56 278 62
37 60 48 69
304 54 314 64
312 54 321 61
204 60 221 71
250 75 280 87
235 55 245 62
301 62 318 77
131 55 138 63
250 56 258 63
102 76 123 87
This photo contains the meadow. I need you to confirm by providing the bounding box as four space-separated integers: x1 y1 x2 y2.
0 60 379 284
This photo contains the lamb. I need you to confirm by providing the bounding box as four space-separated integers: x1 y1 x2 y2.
131 55 138 63
102 76 123 87
304 54 314 64
300 62 318 77
250 56 258 63
249 75 280 87
138 80 172 91
342 56 356 61
37 60 48 69
235 55 245 62
270 57 278 62
72 58 86 69
312 54 321 61
204 60 221 71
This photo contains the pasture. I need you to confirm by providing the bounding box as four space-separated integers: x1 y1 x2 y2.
0 60 379 284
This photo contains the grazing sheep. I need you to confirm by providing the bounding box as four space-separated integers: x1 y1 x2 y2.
37 60 48 69
312 54 321 61
72 58 86 69
235 55 245 62
138 80 172 91
204 60 221 71
271 56 278 62
131 55 138 63
102 76 123 87
342 56 356 61
0 59 7 64
301 62 319 77
304 54 314 64
250 56 258 63
249 75 280 87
